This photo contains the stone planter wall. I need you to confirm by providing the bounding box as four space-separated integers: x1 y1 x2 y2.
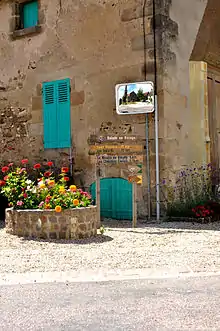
5 206 98 239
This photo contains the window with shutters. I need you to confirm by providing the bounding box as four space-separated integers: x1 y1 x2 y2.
10 1 42 39
22 0 39 29
42 78 71 149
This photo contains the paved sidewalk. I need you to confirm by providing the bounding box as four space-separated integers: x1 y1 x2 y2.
0 221 220 276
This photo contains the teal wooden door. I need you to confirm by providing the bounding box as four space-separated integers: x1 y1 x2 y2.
90 178 132 220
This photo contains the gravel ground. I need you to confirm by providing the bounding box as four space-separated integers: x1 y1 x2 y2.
0 220 220 274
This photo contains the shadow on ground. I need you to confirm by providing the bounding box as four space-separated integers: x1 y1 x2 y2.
102 219 220 232
20 234 114 245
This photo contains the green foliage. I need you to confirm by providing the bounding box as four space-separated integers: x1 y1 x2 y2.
99 225 106 235
1 168 38 209
137 88 145 101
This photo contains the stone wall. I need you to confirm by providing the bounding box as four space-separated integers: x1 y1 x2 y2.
5 206 98 239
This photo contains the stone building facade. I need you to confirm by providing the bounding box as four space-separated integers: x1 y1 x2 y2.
0 0 218 217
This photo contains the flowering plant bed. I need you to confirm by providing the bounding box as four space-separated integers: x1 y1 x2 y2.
160 162 220 221
1 160 98 239
191 201 220 223
0 160 92 211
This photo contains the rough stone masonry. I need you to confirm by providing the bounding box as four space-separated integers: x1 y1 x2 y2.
5 206 98 240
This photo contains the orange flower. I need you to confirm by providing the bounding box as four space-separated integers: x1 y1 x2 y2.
45 204 51 209
64 176 69 181
73 199 79 206
48 180 55 186
55 205 62 213
70 185 77 192
61 167 68 173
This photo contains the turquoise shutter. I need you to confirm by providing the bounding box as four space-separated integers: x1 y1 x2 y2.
43 82 58 149
56 79 71 148
23 1 38 29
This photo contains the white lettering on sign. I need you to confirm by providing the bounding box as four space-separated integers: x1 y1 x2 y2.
106 136 118 141
96 155 142 164
124 136 136 140
105 136 137 141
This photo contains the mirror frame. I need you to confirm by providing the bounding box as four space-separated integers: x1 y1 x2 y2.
115 81 154 115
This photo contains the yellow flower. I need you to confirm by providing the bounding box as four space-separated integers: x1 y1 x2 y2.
70 185 77 192
48 180 55 186
55 205 62 213
45 204 51 209
39 183 46 189
73 199 79 206
59 186 65 194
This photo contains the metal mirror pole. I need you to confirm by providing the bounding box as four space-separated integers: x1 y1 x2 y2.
146 114 151 219
132 181 137 228
154 95 160 221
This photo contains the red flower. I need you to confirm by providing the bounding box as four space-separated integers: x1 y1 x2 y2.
44 171 51 177
47 161 53 167
61 167 68 173
21 159 28 164
64 176 69 181
2 166 9 173
34 163 41 169
196 213 200 217
0 180 6 187
8 163 13 167
23 193 28 198
4 176 8 181
45 195 52 203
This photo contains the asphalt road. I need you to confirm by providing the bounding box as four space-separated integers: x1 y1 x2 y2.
0 275 220 331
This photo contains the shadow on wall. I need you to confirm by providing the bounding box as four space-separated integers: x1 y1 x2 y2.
0 194 8 221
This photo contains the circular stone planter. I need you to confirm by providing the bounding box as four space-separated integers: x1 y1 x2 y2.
5 206 98 240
